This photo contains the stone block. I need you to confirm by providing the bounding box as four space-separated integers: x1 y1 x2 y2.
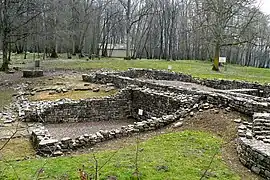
23 70 43 78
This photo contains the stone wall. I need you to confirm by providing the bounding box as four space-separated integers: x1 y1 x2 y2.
116 68 270 97
205 93 270 115
237 138 270 179
130 88 200 120
82 72 270 115
24 89 131 123
236 113 270 179
31 110 189 156
253 113 270 141
38 98 130 123
25 86 201 124
26 86 200 156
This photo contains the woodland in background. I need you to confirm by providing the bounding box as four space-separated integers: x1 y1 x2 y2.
0 0 269 71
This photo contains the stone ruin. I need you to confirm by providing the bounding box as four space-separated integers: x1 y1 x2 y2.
10 68 270 179
237 113 270 179
24 87 200 156
22 69 43 78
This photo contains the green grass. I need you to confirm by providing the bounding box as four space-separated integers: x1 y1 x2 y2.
40 59 270 84
0 131 240 180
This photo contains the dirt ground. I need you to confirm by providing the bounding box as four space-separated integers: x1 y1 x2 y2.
45 118 136 139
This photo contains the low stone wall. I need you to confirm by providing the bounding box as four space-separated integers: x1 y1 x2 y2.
205 93 270 115
118 68 193 82
24 89 131 123
25 86 201 156
31 111 189 156
131 88 200 120
24 87 201 124
237 113 270 179
82 72 270 115
237 138 270 179
35 98 130 123
253 113 270 141
117 68 270 97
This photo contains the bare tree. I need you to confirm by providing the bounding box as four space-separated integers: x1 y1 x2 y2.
1 0 269 69
0 0 44 71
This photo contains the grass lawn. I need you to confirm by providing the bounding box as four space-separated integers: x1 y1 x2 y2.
39 59 270 84
0 131 240 180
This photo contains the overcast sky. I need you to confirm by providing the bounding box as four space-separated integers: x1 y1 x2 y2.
257 0 270 15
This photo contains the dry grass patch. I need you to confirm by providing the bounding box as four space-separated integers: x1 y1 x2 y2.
30 90 118 101
0 89 14 110
0 138 35 161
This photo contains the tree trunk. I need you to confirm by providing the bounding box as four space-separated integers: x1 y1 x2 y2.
126 30 131 59
1 38 9 71
1 0 9 71
50 48 58 58
125 0 131 60
8 42 12 63
212 42 220 71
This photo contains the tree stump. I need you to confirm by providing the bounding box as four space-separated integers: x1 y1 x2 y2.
23 70 44 78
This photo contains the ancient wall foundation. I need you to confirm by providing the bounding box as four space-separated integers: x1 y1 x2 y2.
16 68 270 179
82 70 270 115
24 86 200 156
237 113 270 179
117 68 270 97
82 69 270 179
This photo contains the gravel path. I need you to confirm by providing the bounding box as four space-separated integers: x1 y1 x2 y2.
45 119 136 139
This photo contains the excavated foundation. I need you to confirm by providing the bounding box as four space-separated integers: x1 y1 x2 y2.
17 68 270 179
